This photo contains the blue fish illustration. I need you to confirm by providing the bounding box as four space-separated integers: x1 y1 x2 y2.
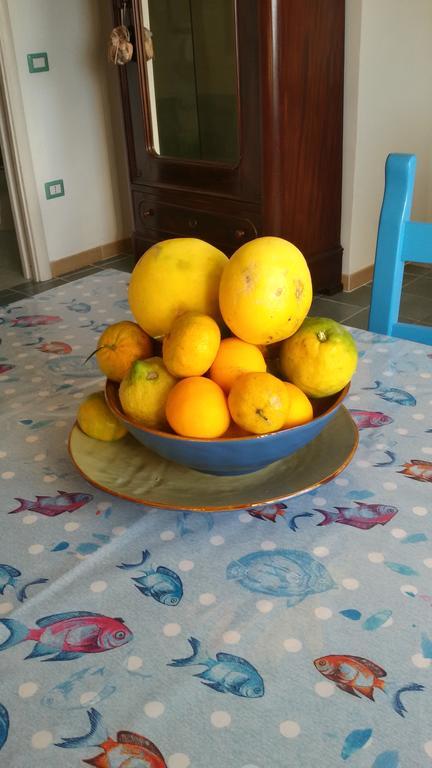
19 418 56 430
339 609 362 621
0 563 48 603
118 550 183 606
421 633 432 660
372 449 396 467
63 299 91 313
402 533 428 544
114 299 130 311
226 549 335 606
40 666 116 710
177 511 214 537
0 704 8 750
169 637 264 698
48 355 100 378
363 610 392 631
384 562 418 576
341 728 372 760
363 381 416 406
372 751 400 768
287 512 314 531
81 319 111 333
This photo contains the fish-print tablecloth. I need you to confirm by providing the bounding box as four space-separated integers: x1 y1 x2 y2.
0 268 431 768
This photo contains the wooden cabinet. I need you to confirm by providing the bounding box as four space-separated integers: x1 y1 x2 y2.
114 0 345 293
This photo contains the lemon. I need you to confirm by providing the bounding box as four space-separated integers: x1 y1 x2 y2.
163 311 221 377
119 356 177 429
77 392 127 441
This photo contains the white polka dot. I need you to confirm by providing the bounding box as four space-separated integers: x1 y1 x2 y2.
0 451 6 459
178 560 194 571
168 754 191 768
335 478 348 486
80 691 98 705
391 528 407 539
382 617 393 628
376 443 386 450
126 655 143 671
25 436 39 443
314 607 332 620
55 421 66 428
33 453 46 462
4 388 15 395
199 593 216 606
413 413 425 421
37 390 49 397
163 623 181 637
19 682 38 698
97 502 110 512
211 710 231 728
368 552 384 563
256 600 274 613
383 481 397 490
421 447 432 455
400 584 418 596
420 372 431 378
210 535 225 546
382 370 393 377
342 578 359 590
90 580 107 593
64 521 80 531
144 701 165 718
112 527 126 536
279 720 301 738
361 358 372 364
160 530 175 541
283 638 302 653
43 475 57 483
22 514 37 525
0 602 13 615
314 496 327 506
315 681 336 698
423 559 432 569
424 741 432 758
313 546 329 558
223 630 241 644
32 731 53 749
356 460 371 468
348 395 360 401
396 428 408 435
412 653 431 669
28 544 44 555
1 471 15 479
261 540 276 550
239 512 253 523
413 506 428 516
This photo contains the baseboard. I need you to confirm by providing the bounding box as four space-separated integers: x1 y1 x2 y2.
50 237 132 277
342 264 374 292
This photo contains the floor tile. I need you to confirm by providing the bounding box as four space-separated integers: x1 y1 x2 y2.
94 252 133 267
404 263 432 276
401 275 432 300
101 255 134 273
0 288 30 305
343 307 370 330
60 265 105 281
327 283 372 308
310 296 363 322
11 277 68 296
399 291 432 321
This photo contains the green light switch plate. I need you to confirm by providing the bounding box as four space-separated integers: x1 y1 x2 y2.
45 179 64 200
27 52 49 73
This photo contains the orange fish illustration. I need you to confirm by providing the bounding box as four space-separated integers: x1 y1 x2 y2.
398 459 432 483
314 654 423 717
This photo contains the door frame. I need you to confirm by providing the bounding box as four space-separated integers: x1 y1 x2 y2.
0 0 51 282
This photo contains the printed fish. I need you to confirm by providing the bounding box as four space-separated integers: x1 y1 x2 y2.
118 550 183 606
177 510 214 537
247 502 287 522
0 704 8 751
0 611 132 661
226 549 335 606
9 315 63 327
341 728 372 760
169 637 264 698
64 299 91 313
0 364 14 375
0 563 48 603
56 708 167 766
37 341 72 355
48 355 100 378
363 381 416 407
41 666 116 710
316 501 398 530
398 460 432 483
349 410 394 429
9 490 93 517
82 319 111 333
314 654 424 717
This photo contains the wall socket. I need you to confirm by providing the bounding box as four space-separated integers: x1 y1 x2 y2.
45 179 64 200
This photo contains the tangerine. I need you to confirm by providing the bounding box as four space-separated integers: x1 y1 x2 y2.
209 337 266 393
228 371 289 434
165 377 230 438
94 321 152 382
163 312 220 377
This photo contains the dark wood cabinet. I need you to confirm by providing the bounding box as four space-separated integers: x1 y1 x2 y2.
114 0 345 293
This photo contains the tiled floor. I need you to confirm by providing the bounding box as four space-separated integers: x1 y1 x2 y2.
0 253 431 331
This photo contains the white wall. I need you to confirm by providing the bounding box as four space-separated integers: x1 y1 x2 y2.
342 0 432 279
7 0 131 264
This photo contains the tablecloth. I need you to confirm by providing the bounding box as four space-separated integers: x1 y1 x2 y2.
0 268 431 768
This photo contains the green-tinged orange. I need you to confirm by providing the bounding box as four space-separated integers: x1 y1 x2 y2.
119 357 177 429
77 392 127 441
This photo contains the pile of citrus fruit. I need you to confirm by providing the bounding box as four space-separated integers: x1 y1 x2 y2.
78 236 358 441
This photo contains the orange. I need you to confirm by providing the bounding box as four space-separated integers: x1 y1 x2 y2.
228 372 289 434
166 377 230 438
219 236 312 345
77 392 127 441
209 337 266 393
94 321 152 382
119 357 177 429
282 383 314 428
128 238 228 338
163 312 220 377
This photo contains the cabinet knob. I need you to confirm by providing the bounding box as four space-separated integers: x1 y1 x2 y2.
141 207 154 218
188 218 198 228
234 229 245 240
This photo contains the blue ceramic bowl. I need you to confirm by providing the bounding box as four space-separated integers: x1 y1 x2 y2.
105 380 350 476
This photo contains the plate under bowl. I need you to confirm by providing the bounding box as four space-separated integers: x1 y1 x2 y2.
105 379 350 476
68 405 358 512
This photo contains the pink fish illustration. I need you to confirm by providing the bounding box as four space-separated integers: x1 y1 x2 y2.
0 364 14 375
248 503 288 522
37 341 72 355
398 460 432 483
10 490 93 517
10 315 62 327
349 410 393 429
0 611 132 661
316 501 398 530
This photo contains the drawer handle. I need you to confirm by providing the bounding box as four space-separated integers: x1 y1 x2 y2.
141 207 154 218
188 218 198 228
234 229 246 240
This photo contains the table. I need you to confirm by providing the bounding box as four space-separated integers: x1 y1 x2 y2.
0 268 431 768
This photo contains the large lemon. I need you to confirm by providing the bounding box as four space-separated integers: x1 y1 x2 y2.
128 238 228 338
219 237 312 345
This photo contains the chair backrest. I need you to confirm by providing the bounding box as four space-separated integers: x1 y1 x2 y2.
368 153 432 345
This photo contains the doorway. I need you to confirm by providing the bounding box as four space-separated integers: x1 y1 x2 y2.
0 139 25 288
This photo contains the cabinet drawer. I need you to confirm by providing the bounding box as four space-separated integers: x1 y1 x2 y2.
134 194 258 251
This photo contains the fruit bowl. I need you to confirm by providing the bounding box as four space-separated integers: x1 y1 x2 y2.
105 380 350 476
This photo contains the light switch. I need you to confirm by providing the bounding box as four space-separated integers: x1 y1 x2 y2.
45 179 64 200
27 52 49 73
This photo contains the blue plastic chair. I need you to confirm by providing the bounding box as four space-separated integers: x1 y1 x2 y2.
368 153 432 345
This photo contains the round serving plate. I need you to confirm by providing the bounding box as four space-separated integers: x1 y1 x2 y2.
68 406 358 512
